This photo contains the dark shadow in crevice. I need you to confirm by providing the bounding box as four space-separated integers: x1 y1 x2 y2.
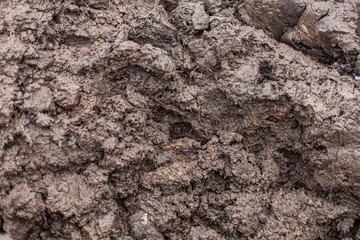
287 40 358 76
169 122 208 144
161 0 179 12
350 219 360 239
3 133 25 151
258 60 279 84
0 216 4 234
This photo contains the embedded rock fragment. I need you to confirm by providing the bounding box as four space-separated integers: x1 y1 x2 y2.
53 75 81 109
23 83 54 112
173 1 210 31
281 0 360 56
129 211 164 240
192 3 210 30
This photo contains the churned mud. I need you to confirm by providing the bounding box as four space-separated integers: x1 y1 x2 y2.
1 0 360 239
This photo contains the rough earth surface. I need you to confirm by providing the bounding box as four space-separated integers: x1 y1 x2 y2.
0 0 360 239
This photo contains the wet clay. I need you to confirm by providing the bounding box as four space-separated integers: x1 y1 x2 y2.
1 0 360 239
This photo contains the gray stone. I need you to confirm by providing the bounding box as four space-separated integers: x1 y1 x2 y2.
23 84 53 112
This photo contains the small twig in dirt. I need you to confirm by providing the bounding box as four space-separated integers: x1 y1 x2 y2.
64 41 90 45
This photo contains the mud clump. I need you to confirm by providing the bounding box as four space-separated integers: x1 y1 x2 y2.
240 0 360 75
1 0 360 239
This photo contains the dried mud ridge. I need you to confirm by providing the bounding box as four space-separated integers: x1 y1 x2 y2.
0 0 360 239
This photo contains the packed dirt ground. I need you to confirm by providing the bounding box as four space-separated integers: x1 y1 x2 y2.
1 0 360 239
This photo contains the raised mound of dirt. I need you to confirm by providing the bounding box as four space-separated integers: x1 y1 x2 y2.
1 0 360 239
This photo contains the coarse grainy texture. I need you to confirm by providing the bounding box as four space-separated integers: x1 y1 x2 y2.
0 0 360 239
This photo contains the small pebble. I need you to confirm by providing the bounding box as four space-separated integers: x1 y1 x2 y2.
354 76 360 80
192 3 210 30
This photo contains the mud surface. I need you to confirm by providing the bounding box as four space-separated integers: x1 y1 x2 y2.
1 0 360 239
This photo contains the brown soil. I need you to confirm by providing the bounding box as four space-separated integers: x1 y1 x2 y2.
1 0 360 239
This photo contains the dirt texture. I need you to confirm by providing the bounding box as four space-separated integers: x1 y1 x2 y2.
1 0 360 239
